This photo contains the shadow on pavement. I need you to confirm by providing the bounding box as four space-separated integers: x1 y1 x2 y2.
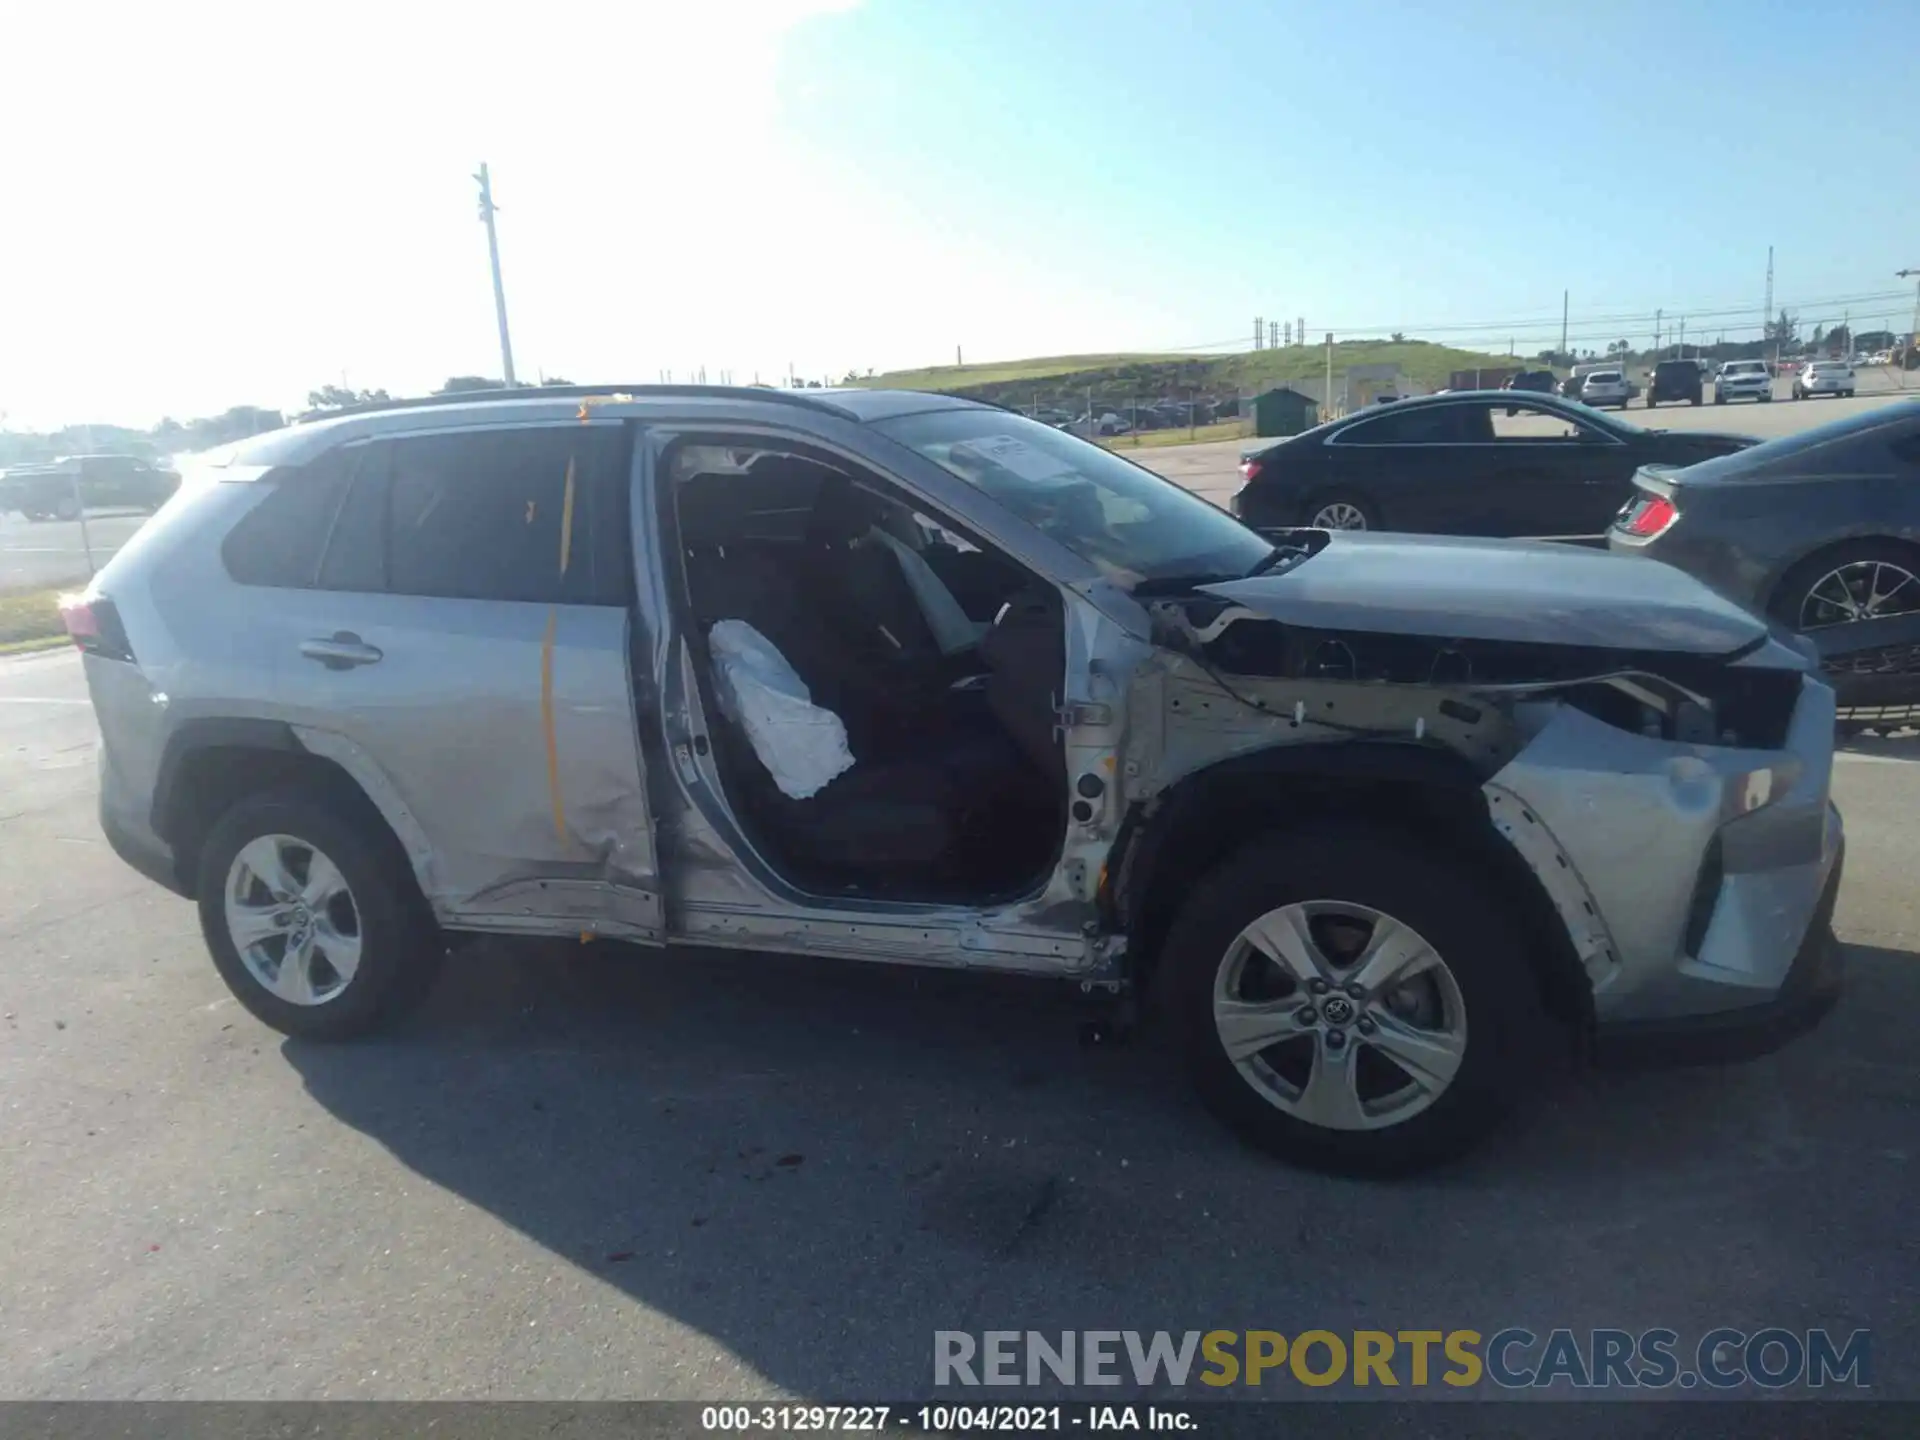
283 937 1920 1396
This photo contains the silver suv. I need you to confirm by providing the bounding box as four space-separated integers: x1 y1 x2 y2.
68 385 1845 1175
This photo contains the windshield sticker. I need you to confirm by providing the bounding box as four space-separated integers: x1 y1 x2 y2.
951 435 1079 485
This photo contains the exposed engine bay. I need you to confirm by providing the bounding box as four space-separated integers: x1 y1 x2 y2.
1147 597 1803 759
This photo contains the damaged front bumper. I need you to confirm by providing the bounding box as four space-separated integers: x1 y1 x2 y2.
1486 671 1844 1061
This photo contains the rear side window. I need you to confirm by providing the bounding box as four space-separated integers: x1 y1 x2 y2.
382 426 628 606
220 454 353 587
1336 406 1472 444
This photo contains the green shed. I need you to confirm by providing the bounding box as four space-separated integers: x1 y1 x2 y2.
1251 387 1319 438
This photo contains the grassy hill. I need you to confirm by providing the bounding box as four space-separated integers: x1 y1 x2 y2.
857 339 1527 411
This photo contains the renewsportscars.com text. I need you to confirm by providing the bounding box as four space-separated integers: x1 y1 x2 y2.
933 1329 1871 1391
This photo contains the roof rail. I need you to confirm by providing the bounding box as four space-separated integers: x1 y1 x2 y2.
294 383 858 424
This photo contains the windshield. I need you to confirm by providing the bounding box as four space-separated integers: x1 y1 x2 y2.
875 408 1272 590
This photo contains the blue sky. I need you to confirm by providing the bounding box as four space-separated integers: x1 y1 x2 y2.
780 0 1918 350
1 0 1913 429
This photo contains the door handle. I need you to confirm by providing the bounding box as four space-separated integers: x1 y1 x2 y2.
299 632 384 670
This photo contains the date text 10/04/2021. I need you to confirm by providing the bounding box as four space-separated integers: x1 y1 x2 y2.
701 1407 1193 1432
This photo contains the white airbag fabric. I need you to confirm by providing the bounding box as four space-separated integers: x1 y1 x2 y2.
707 619 855 800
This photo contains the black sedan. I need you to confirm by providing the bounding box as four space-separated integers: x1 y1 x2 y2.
1610 398 1920 719
1234 390 1757 540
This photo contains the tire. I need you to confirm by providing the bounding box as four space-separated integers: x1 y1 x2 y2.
1714 393 1726 405
1302 491 1378 532
1690 396 1701 406
1769 537 1920 634
54 493 82 521
197 784 443 1040
1844 390 1855 400
1161 825 1545 1176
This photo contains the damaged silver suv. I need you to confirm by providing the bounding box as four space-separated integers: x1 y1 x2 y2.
68 385 1845 1174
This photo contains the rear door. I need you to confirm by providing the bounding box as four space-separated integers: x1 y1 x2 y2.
1325 401 1479 532
229 420 662 937
1479 400 1629 538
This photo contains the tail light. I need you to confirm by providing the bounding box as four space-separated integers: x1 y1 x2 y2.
1622 494 1678 539
58 592 136 662
1239 459 1263 482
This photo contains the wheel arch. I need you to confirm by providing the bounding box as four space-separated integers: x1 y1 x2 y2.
151 720 415 898
1106 743 1593 1034
1759 531 1920 622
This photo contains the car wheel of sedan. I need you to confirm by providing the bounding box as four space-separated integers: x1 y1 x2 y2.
1162 825 1542 1176
197 786 443 1040
1775 540 1920 637
1306 494 1376 531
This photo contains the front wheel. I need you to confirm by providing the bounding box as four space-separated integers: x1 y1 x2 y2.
53 493 82 521
197 785 443 1040
1161 825 1545 1175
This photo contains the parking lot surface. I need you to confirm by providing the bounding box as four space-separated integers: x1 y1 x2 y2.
2 639 1917 1400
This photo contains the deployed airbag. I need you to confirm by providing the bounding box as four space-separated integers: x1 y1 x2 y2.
708 620 856 800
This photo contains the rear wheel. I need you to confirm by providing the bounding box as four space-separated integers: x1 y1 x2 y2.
53 492 82 521
1772 539 1920 637
197 786 443 1039
1161 825 1544 1175
1305 492 1378 532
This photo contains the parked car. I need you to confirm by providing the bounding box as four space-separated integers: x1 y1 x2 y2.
1715 359 1774 403
1611 399 1920 723
0 453 179 520
1233 390 1756 538
1793 361 1856 400
65 383 1842 1176
1578 370 1633 409
1503 370 1556 395
1646 358 1704 408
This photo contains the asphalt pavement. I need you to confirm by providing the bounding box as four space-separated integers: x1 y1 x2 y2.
2 644 1917 1400
0 510 151 593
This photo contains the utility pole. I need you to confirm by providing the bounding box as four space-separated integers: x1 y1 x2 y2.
1324 332 1334 417
1678 316 1685 357
1653 308 1662 357
1764 245 1775 367
1560 290 1568 362
473 164 516 386
956 345 963 367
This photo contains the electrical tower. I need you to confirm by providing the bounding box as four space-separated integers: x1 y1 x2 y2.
1269 321 1279 349
1253 317 1264 351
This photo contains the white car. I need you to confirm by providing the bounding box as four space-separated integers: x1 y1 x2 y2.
1793 360 1855 400
1578 369 1632 408
1714 359 1773 404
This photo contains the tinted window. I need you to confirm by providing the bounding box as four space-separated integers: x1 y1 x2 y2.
384 426 627 605
220 455 352 587
317 462 389 592
1335 405 1474 444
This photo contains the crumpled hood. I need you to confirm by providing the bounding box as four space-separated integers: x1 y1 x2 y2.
1199 532 1769 655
